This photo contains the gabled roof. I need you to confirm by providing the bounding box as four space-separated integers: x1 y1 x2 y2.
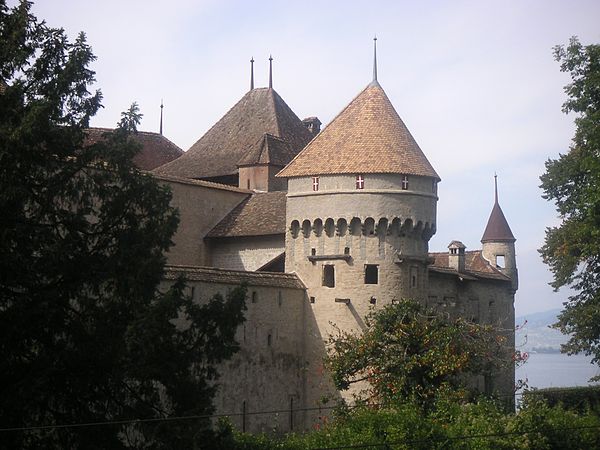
237 133 295 167
429 250 510 281
153 88 313 179
277 81 439 179
85 128 183 171
207 191 286 238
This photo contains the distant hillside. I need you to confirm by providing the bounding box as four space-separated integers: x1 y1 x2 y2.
516 308 568 353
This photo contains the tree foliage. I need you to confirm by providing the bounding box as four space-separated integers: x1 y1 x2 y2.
540 37 600 368
0 2 246 448
325 300 513 408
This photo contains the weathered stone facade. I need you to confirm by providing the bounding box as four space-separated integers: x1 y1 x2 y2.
148 65 518 432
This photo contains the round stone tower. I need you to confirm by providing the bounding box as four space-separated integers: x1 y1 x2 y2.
481 176 518 291
277 77 440 335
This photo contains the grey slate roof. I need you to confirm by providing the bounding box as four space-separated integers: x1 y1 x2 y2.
207 191 286 237
164 265 305 289
153 88 313 179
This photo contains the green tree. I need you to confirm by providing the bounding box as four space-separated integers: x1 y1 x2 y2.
325 300 513 409
0 2 246 448
540 37 600 370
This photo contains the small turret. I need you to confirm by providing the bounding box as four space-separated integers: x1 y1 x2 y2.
481 176 517 290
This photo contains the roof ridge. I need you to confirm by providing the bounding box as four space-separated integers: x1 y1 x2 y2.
277 84 372 177
269 89 283 139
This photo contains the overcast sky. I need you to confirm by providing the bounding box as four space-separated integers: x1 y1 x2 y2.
23 0 600 316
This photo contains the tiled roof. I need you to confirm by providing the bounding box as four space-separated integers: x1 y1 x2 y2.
153 88 313 179
481 202 515 243
164 265 306 289
277 81 439 179
85 128 183 171
429 250 510 281
237 133 296 167
152 173 252 194
207 191 286 237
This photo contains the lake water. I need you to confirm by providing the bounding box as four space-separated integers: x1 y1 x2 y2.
516 352 600 389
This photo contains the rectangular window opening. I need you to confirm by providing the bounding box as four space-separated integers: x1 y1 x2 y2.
401 175 409 190
355 174 365 189
312 176 319 191
322 265 335 288
496 255 505 268
364 264 379 284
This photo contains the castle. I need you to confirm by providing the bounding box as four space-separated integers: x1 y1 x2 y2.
114 49 518 432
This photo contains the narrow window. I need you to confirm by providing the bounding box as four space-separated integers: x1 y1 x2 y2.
355 174 365 189
344 246 350 255
190 286 195 299
410 266 418 288
364 264 379 284
312 176 319 191
311 248 316 256
496 255 505 268
252 291 258 303
322 265 335 288
267 333 272 346
401 175 409 190
247 179 250 189
310 296 316 304
278 291 283 307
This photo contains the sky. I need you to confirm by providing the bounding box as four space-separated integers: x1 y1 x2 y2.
20 0 600 316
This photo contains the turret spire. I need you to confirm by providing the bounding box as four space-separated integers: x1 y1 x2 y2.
494 172 498 204
250 57 254 90
159 99 164 135
372 36 378 83
269 55 273 89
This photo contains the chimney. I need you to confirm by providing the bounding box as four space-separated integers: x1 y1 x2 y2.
448 240 466 273
302 117 321 137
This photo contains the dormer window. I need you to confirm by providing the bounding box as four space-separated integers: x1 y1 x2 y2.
312 176 319 191
356 174 364 189
401 175 409 190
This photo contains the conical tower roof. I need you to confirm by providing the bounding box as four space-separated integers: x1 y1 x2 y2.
153 88 312 179
481 180 515 243
277 81 439 179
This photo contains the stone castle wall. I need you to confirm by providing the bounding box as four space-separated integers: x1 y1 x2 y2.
160 268 312 434
209 235 285 271
157 177 248 266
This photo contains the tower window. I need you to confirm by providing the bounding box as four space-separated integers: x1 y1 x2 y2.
322 265 335 288
410 266 418 288
401 175 409 190
364 264 379 284
312 176 319 191
496 255 505 268
355 174 365 189
252 291 258 303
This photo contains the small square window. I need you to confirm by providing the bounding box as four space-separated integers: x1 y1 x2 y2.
355 174 365 189
364 264 378 284
310 296 316 304
312 176 319 191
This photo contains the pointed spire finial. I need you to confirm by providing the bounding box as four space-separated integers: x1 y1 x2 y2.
250 57 254 90
373 35 378 82
494 172 498 204
269 55 273 89
159 99 164 135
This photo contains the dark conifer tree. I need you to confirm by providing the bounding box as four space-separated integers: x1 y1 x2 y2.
0 2 245 448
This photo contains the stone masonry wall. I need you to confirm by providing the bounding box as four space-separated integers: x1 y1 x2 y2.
209 235 285 271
